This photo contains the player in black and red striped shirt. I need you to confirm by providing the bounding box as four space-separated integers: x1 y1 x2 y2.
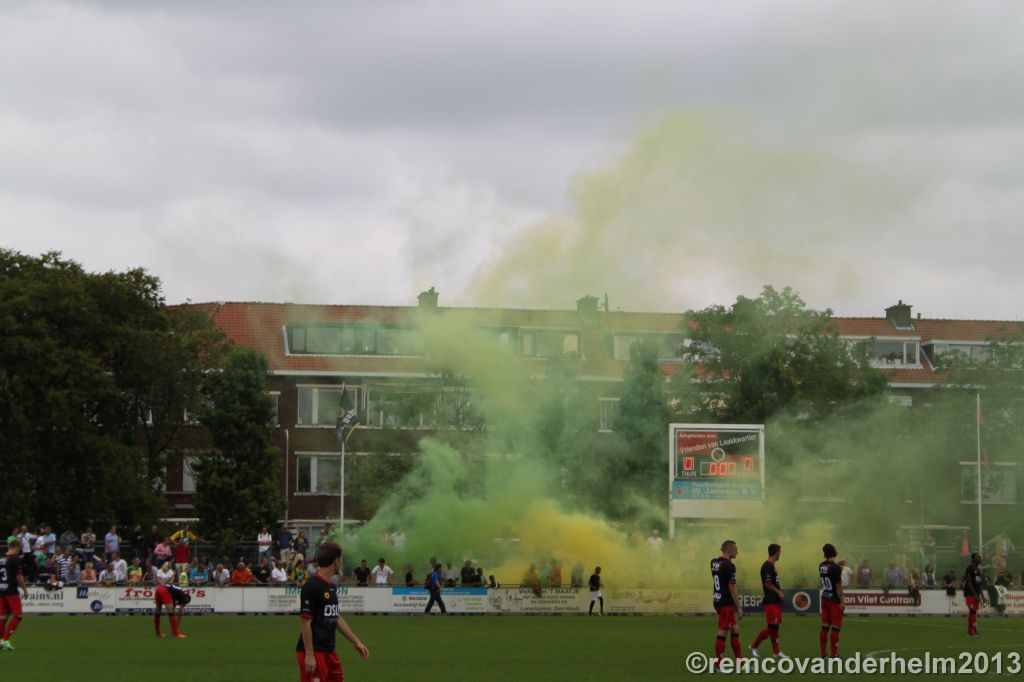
0 539 29 650
750 543 787 659
296 541 369 682
819 543 844 658
710 540 744 669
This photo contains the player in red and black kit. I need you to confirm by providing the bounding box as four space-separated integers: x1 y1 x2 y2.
154 582 191 638
750 543 787 659
819 543 844 658
711 540 744 669
1 539 30 651
296 541 369 682
962 552 983 637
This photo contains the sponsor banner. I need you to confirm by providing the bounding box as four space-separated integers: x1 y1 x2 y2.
262 585 301 613
609 589 709 615
950 589 1024 616
391 587 488 613
488 587 589 614
116 585 218 614
23 586 78 614
738 589 819 615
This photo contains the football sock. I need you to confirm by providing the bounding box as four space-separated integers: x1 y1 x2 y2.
169 615 181 636
3 616 21 640
769 624 780 654
715 635 726 663
830 628 840 657
819 627 828 656
752 627 770 649
730 633 742 658
0 618 6 640
968 611 977 633
154 614 162 636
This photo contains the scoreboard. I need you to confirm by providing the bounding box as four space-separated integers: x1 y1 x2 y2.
669 423 765 527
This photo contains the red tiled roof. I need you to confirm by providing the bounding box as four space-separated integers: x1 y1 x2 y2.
187 302 1023 387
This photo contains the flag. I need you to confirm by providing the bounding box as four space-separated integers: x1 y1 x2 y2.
335 383 360 444
978 397 990 474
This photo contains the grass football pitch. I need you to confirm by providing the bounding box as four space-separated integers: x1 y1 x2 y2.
2 613 1021 680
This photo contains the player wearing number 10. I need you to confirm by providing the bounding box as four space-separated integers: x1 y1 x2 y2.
819 543 845 658
296 541 370 682
710 540 744 670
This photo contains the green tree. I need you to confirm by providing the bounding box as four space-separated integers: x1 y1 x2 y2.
681 285 887 423
193 346 285 553
0 250 223 529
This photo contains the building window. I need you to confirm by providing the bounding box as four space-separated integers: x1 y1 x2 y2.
598 398 619 432
871 340 919 367
365 384 435 429
961 463 1018 505
286 324 421 356
297 386 360 426
296 454 341 494
182 456 198 493
888 395 913 408
613 333 687 362
268 392 280 427
520 330 581 359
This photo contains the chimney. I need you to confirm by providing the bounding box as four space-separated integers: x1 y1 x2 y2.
417 287 439 312
576 294 599 325
885 300 914 330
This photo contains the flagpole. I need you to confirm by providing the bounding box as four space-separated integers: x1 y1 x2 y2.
340 437 346 533
976 392 983 554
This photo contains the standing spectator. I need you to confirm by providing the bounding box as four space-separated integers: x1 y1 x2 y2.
98 563 117 586
923 564 937 588
277 524 293 566
104 526 121 560
41 525 57 558
460 560 476 586
18 526 37 583
79 562 98 585
189 558 209 586
856 559 873 588
646 530 664 552
146 525 162 563
352 560 370 587
548 559 562 587
570 561 585 588
270 560 289 585
404 564 416 587
522 564 541 597
392 529 406 552
212 563 230 586
129 524 147 561
169 524 198 545
173 539 191 578
293 531 310 563
153 538 173 568
883 561 903 593
110 553 128 584
487 575 500 589
142 559 157 584
443 561 458 588
371 558 393 587
257 527 273 561
59 528 77 552
839 559 853 587
475 567 485 587
79 527 96 566
943 567 958 595
54 547 71 583
908 569 921 605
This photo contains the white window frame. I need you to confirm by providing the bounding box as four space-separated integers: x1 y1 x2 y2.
295 452 342 496
296 385 360 427
181 456 198 493
598 398 619 432
268 391 280 427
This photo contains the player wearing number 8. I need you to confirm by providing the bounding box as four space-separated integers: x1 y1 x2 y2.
819 543 844 658
710 540 744 670
296 541 370 681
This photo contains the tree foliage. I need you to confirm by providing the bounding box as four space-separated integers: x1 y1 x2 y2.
680 285 887 422
0 249 225 529
192 346 284 553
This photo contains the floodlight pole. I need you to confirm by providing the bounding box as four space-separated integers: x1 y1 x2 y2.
976 392 983 554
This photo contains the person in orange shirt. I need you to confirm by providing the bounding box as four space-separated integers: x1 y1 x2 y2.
548 559 562 587
230 561 252 586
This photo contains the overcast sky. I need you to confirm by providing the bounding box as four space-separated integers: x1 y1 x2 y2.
2 1 1023 319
